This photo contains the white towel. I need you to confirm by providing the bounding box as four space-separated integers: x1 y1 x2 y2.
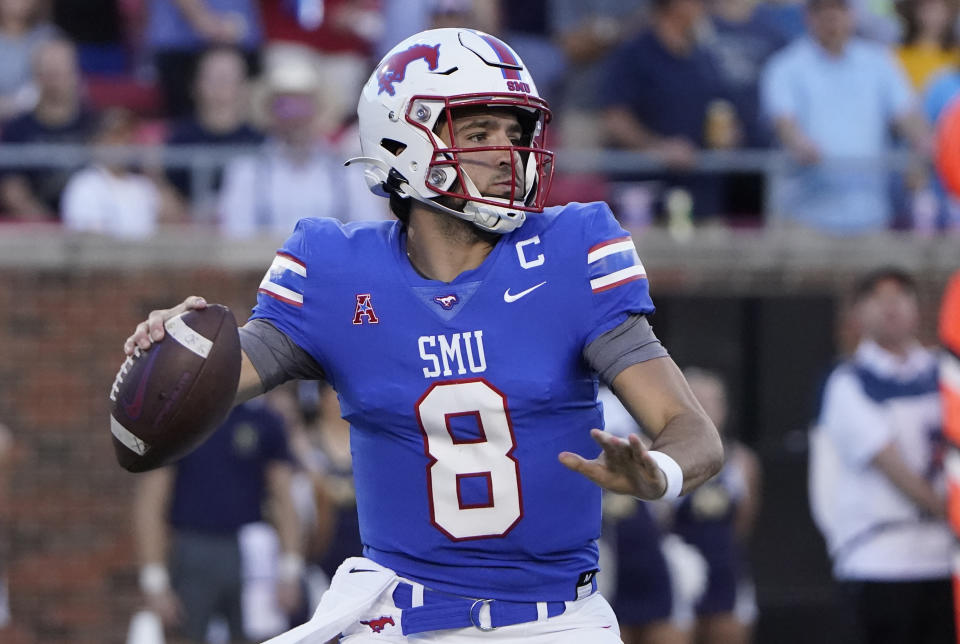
261 557 397 644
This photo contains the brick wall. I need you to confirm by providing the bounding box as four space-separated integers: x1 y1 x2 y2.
0 267 262 644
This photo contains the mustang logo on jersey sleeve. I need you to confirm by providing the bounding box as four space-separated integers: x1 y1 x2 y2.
258 252 307 307
587 236 646 293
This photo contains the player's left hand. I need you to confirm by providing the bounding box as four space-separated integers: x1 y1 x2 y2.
558 429 668 500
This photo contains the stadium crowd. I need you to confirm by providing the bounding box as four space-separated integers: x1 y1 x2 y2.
0 0 958 235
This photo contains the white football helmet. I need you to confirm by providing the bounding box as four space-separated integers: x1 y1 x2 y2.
348 28 554 234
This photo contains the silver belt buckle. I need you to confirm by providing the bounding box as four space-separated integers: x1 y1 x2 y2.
469 598 496 631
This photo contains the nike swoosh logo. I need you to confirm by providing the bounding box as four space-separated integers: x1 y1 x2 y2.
122 345 162 421
349 568 377 573
503 281 546 303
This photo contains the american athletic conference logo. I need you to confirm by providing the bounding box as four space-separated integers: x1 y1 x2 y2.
353 293 379 325
377 43 440 95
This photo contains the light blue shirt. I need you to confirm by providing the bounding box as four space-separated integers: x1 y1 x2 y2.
145 0 262 51
923 69 960 124
760 37 914 234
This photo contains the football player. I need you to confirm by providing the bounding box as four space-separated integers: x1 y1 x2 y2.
124 28 723 644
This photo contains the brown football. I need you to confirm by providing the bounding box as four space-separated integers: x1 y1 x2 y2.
109 304 241 472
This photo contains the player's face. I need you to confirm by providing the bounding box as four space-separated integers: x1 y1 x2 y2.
857 279 920 347
437 108 526 201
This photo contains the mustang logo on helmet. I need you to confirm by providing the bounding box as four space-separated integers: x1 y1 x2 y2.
377 43 441 96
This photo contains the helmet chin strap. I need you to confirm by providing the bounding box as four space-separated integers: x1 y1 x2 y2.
454 165 527 232
397 181 525 234
345 155 527 234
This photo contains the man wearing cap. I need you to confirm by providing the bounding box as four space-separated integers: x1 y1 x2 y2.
217 45 387 238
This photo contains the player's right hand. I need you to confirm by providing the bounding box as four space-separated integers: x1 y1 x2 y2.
123 296 207 356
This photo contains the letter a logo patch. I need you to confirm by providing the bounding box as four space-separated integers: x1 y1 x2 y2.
353 293 379 325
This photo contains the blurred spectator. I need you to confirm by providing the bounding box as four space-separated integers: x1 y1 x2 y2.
51 0 128 75
132 400 304 644
145 0 263 118
260 0 381 54
921 60 960 230
289 383 362 610
550 0 647 149
218 45 387 238
760 0 931 235
428 0 498 31
0 0 57 121
705 0 791 221
600 0 739 220
0 38 96 221
909 13 960 232
895 0 959 91
753 0 807 41
377 0 432 58
923 63 960 123
499 0 565 104
850 0 902 43
165 46 264 212
375 0 498 59
706 0 790 147
607 497 694 644
809 268 953 644
598 386 694 644
676 368 761 644
260 0 383 132
61 108 179 238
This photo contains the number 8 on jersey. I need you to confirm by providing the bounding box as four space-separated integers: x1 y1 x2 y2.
416 379 522 540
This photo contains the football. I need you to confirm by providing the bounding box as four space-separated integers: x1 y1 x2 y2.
109 304 241 472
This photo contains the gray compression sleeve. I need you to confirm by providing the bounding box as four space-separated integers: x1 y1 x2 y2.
239 318 326 391
584 314 669 386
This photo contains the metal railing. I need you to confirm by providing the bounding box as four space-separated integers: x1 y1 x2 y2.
0 142 930 223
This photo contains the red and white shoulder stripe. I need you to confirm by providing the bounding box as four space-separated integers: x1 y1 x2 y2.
258 252 307 307
587 236 646 293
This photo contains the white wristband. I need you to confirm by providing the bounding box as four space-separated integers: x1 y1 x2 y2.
278 552 305 582
647 451 684 500
139 564 170 595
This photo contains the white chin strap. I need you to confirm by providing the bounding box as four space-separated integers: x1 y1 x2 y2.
452 166 528 233
398 181 526 234
345 155 530 234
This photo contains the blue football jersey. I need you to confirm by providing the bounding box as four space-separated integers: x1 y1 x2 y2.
250 201 655 602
